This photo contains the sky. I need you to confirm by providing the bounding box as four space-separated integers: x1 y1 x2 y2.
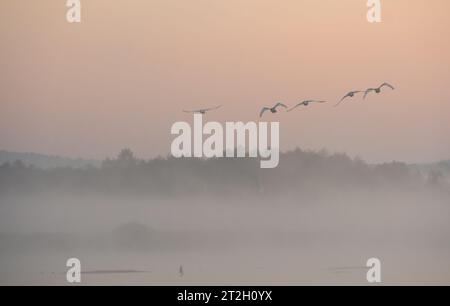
1 0 449 163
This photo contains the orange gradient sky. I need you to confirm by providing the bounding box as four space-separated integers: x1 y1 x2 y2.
1 0 449 163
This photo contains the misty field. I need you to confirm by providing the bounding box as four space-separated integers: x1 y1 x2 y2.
1 149 449 285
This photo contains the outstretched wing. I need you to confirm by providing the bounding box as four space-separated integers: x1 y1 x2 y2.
183 105 221 114
363 88 375 99
203 105 222 112
380 83 395 90
287 103 302 112
274 102 288 109
259 107 270 118
335 93 351 107
335 91 362 106
341 93 350 101
311 100 327 104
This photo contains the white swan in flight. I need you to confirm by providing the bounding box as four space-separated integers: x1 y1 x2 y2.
335 91 364 107
288 100 327 112
260 102 288 118
183 105 222 114
363 83 395 99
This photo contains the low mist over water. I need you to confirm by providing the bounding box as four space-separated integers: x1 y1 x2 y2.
1 149 450 285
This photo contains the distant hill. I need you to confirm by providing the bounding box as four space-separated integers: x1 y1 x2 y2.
0 151 100 169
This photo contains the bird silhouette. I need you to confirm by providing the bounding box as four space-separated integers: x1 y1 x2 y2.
335 91 364 107
183 105 222 114
260 102 288 118
288 100 327 112
363 83 395 99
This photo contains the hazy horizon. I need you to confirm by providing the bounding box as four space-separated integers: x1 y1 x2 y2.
0 146 449 166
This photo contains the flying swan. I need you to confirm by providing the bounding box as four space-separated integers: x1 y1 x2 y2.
260 102 288 118
363 83 395 99
183 105 222 114
335 91 364 107
288 100 327 112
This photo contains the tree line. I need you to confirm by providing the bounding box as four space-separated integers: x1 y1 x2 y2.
0 148 448 198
